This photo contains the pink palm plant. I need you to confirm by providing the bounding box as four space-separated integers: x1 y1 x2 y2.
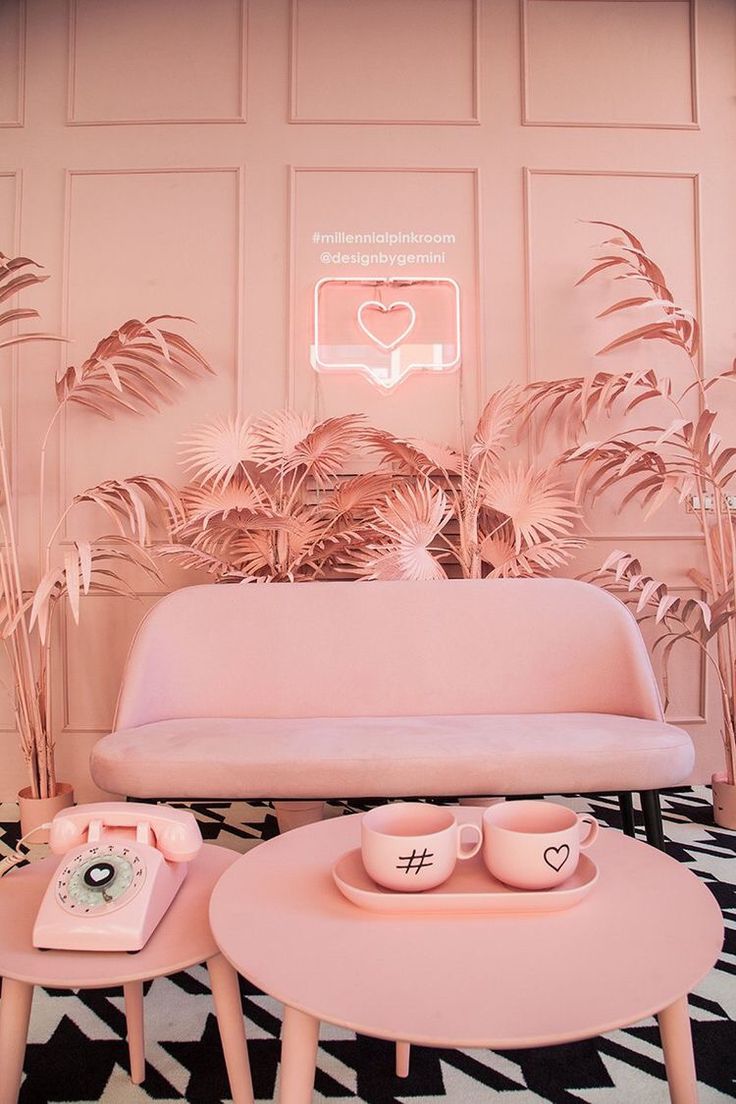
524 223 736 809
347 393 582 580
164 412 392 581
169 397 582 585
1 252 211 800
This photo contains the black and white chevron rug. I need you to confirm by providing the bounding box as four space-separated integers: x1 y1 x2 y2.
0 790 734 1103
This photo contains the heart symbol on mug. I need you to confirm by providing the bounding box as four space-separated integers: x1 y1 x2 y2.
543 845 570 872
357 300 416 351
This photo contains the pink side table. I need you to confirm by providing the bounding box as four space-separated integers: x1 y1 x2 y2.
0 844 253 1104
210 809 724 1104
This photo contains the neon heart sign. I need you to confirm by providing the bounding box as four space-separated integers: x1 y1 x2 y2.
356 300 417 351
311 276 461 391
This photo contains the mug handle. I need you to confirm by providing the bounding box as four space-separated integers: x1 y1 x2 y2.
577 814 599 849
457 823 483 860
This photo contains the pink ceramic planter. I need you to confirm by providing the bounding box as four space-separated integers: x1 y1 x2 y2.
17 783 74 844
712 773 736 829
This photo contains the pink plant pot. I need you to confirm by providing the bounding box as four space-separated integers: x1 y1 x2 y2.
18 782 75 843
712 773 736 830
272 800 326 833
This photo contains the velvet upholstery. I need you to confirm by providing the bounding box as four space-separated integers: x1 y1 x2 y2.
92 713 694 799
90 579 694 799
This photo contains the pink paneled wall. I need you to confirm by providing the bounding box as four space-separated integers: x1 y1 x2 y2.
1 0 735 799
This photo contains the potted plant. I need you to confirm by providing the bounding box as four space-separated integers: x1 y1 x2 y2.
523 223 736 826
1 252 211 838
162 411 391 581
165 400 583 585
347 399 582 580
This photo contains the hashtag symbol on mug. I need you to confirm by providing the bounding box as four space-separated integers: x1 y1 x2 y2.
396 848 434 874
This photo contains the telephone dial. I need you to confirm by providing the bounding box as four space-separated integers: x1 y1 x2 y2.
33 802 202 953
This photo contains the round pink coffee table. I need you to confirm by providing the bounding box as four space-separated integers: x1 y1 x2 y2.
210 809 723 1104
0 844 253 1104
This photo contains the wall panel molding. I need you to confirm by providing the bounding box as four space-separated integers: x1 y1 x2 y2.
1 0 731 795
287 165 483 425
0 0 26 128
0 171 21 733
585 532 701 543
0 169 23 533
67 0 248 125
61 591 161 733
524 167 704 383
523 167 702 542
58 167 244 547
613 583 707 726
521 0 699 129
289 0 480 124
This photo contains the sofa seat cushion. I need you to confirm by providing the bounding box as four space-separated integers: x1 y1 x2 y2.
90 713 694 799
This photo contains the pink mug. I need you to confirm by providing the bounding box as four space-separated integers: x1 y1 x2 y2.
482 800 599 890
361 803 482 892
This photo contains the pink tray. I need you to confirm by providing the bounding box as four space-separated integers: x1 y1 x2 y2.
332 848 598 915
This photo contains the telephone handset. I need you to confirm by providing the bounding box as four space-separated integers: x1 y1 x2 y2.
33 802 202 953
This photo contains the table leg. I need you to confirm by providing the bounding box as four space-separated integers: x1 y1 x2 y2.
0 978 34 1104
207 954 254 1104
395 1041 411 1078
658 995 698 1104
123 981 145 1085
279 1005 320 1104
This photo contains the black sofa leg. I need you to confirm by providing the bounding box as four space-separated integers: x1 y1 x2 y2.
640 790 666 850
618 792 636 838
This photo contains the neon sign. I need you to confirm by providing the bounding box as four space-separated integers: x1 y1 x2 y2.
311 276 461 391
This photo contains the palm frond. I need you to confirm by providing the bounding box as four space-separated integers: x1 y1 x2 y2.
251 410 315 467
478 531 516 571
470 384 523 463
175 510 295 552
584 552 729 715
521 369 667 439
180 416 261 488
350 482 451 581
568 437 697 515
222 528 277 577
256 413 365 483
579 225 698 357
290 414 365 483
365 429 457 477
56 315 212 417
592 551 712 624
405 439 463 474
0 253 68 352
155 542 250 581
70 476 184 544
180 477 266 523
480 533 585 578
320 472 394 517
0 254 49 307
481 465 578 551
30 538 161 643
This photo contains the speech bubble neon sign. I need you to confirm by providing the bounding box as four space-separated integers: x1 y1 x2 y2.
311 276 461 391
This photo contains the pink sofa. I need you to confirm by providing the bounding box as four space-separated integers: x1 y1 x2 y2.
90 578 694 845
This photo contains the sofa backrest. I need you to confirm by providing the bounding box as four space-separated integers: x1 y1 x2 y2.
113 578 663 729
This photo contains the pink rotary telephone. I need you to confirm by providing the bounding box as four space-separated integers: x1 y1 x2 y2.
33 802 202 953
